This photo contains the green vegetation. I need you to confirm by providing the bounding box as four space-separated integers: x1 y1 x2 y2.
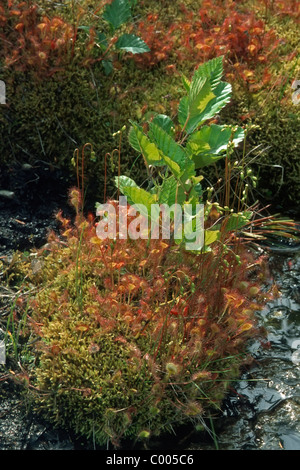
1 0 299 208
0 0 299 449
1 187 272 447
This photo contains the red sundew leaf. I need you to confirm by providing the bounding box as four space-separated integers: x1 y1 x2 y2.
14 22 24 32
170 308 179 316
114 336 128 344
247 44 257 55
127 283 136 292
111 261 125 270
51 344 61 355
75 324 90 333
191 370 212 381
238 322 253 334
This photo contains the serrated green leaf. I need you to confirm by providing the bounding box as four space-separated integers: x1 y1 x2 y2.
122 186 156 209
187 124 245 168
149 122 186 168
149 122 195 181
193 55 224 90
95 31 108 50
181 74 191 92
204 229 220 245
102 0 132 30
151 114 175 135
178 56 231 135
197 81 232 124
101 59 113 75
178 96 189 128
128 121 164 166
115 176 157 218
182 81 232 135
188 77 216 119
115 175 138 199
120 186 158 223
158 177 186 206
161 154 182 179
115 34 150 54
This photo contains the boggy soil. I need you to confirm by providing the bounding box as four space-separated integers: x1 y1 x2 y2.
0 160 77 258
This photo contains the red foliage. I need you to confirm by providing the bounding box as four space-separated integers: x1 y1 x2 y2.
42 191 272 375
0 1 74 76
131 0 287 91
131 13 177 68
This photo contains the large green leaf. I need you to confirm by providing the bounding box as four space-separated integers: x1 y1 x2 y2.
188 77 216 120
178 56 231 135
128 121 164 166
102 0 132 30
178 96 189 128
178 78 216 133
158 177 186 206
204 229 220 245
197 81 232 125
149 122 186 169
151 114 175 135
193 55 224 91
178 81 232 135
115 176 157 219
161 155 182 179
120 186 160 226
115 34 150 54
187 124 245 168
181 74 191 92
122 187 156 215
181 57 224 93
115 175 138 195
149 122 195 180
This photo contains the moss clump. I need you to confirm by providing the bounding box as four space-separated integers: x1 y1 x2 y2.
14 191 270 447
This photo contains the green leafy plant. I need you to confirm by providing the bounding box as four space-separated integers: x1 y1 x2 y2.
78 0 150 74
115 56 248 250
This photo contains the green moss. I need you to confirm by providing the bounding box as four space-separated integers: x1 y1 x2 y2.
10 196 265 447
1 0 298 210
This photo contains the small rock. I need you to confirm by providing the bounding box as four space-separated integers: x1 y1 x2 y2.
0 190 15 200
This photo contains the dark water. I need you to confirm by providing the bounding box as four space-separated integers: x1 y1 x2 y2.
188 252 300 450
